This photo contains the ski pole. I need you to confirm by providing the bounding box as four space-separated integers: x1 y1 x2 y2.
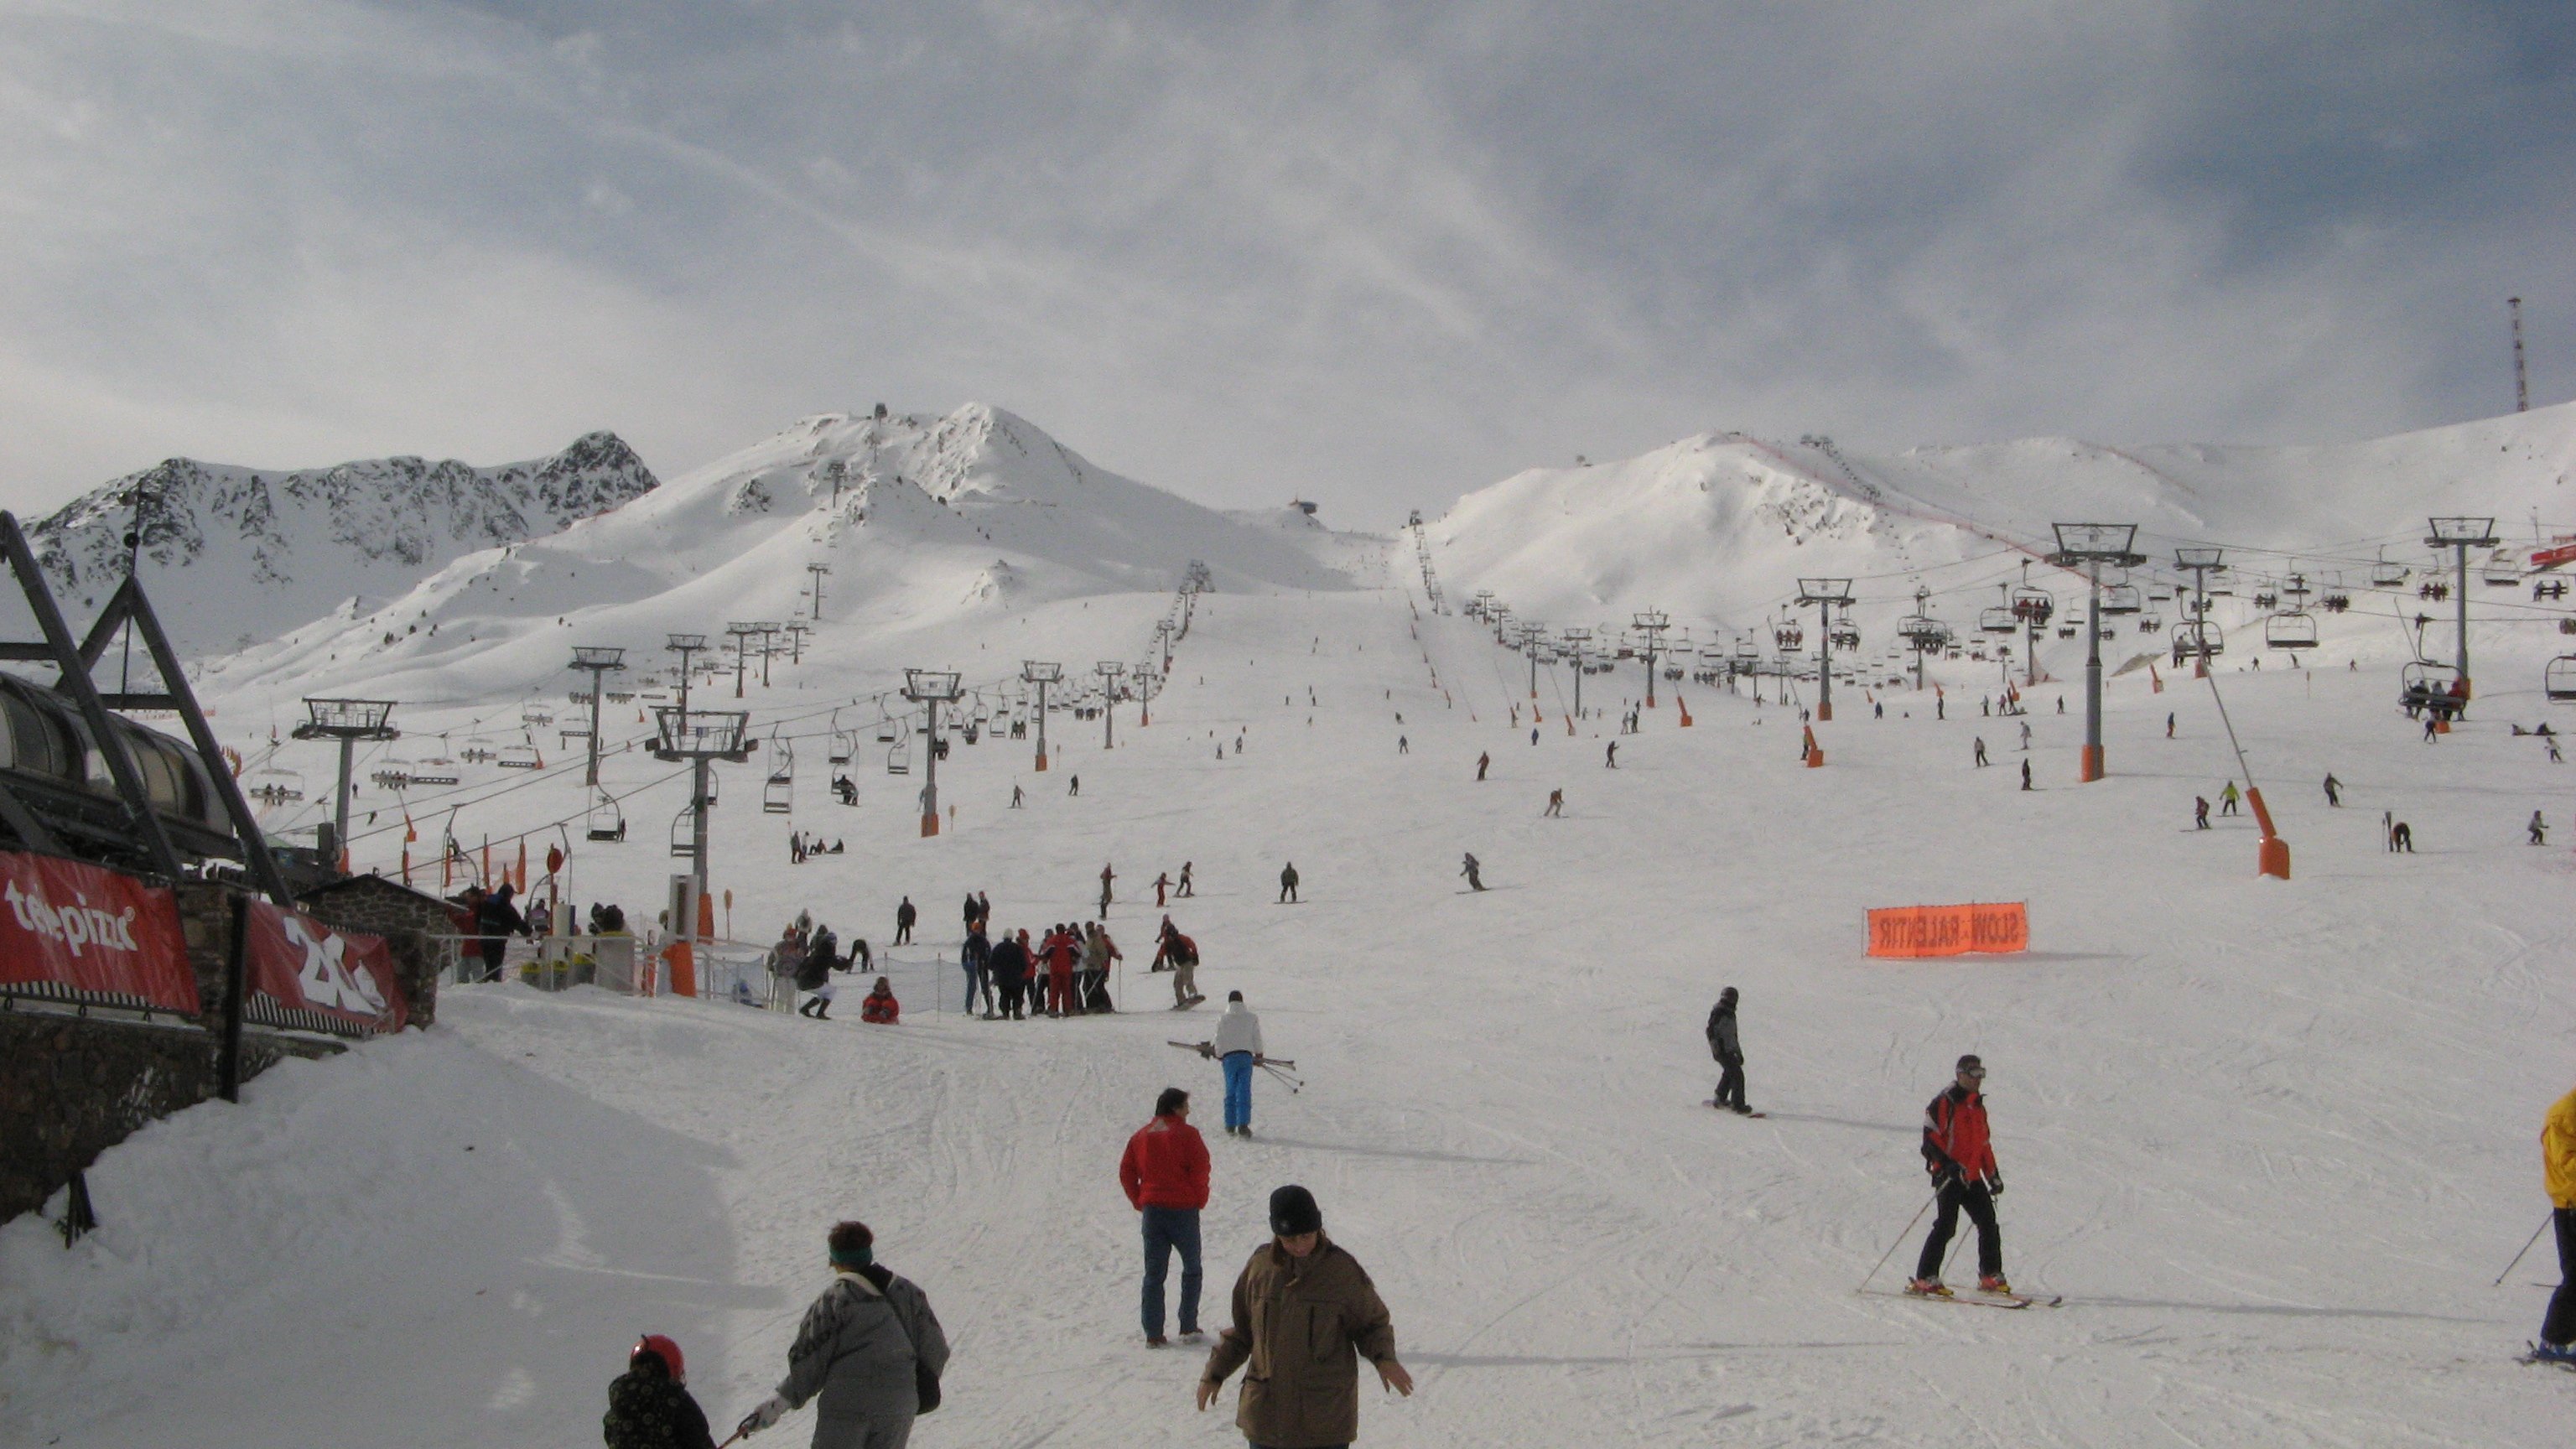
2496 1213 2554 1287
1859 1193 1937 1293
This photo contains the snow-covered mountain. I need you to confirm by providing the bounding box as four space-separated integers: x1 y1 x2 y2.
1429 403 2576 676
16 433 657 655
210 403 1362 700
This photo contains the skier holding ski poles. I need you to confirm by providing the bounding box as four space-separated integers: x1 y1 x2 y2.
2532 1083 2576 1364
1909 1054 2011 1298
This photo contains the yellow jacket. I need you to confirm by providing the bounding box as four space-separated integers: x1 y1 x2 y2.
2546 1090 2576 1209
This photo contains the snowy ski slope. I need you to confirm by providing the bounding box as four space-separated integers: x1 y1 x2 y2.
5 537 2573 1446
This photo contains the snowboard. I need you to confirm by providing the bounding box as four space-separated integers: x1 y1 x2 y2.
1170 996 1206 1010
2521 1344 2576 1372
1705 1101 1767 1117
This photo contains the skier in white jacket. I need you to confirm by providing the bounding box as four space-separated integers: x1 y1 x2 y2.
1213 993 1265 1137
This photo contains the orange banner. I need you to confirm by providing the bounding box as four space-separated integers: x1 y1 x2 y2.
1867 902 2029 958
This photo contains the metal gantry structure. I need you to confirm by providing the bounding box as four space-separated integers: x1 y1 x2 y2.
568 646 626 787
1795 578 1853 721
1096 661 1127 748
293 698 397 863
1632 610 1670 708
1560 627 1592 720
2048 522 2146 782
726 621 759 698
2173 547 2225 674
902 668 963 837
1022 660 1061 771
649 703 751 889
2426 517 2500 714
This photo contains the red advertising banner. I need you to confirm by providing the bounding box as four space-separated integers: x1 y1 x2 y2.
1866 902 2031 958
244 902 409 1035
0 849 196 1012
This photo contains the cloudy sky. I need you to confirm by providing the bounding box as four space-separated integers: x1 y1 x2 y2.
2 2 2569 525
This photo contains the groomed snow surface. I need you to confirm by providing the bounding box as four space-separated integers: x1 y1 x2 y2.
7 559 2575 1446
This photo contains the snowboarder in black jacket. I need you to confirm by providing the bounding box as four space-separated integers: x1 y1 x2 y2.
605 1334 716 1449
894 896 917 945
1706 988 1749 1114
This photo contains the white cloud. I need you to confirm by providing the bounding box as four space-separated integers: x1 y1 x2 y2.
0 0 2565 524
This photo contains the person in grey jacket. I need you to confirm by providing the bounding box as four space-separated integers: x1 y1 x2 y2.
1706 987 1750 1114
741 1221 949 1449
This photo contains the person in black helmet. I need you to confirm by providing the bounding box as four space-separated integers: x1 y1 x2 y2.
1198 1185 1411 1447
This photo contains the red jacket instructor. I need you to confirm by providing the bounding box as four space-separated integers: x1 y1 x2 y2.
1119 1087 1211 1346
1911 1053 2011 1296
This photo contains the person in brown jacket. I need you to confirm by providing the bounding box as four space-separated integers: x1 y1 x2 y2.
1196 1184 1412 1447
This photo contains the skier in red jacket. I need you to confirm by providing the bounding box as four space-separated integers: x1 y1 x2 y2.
1119 1087 1212 1345
1043 925 1082 1016
1910 1054 2010 1296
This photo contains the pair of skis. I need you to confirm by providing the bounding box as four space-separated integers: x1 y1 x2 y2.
1166 1039 1304 1093
1863 1285 2064 1310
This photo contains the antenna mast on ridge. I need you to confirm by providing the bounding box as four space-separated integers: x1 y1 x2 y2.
2511 296 2530 413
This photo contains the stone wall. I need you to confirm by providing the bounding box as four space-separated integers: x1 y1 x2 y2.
0 1010 339 1225
294 875 455 1026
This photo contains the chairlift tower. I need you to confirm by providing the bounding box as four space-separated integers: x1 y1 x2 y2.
293 698 397 865
1023 661 1062 771
2047 522 2146 782
2426 517 2501 709
755 622 783 688
2174 548 2225 678
568 646 626 787
648 704 752 886
664 633 708 724
902 668 963 837
1097 661 1127 749
1796 579 1853 721
1561 627 1592 719
784 622 809 665
1632 610 1670 707
1521 623 1550 699
806 562 831 621
1135 664 1160 726
726 621 759 698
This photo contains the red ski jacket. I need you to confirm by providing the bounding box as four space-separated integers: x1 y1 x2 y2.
1119 1114 1211 1210
1921 1085 1996 1182
860 990 900 1025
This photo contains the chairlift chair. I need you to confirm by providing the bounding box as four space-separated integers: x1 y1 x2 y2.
522 704 554 726
2138 612 2163 633
2548 657 2576 703
2169 621 2223 666
497 735 543 769
2010 586 2054 624
2537 579 2570 602
764 734 794 813
2101 584 2143 615
1979 605 2017 634
2371 550 2409 588
670 803 698 858
886 737 911 776
247 764 304 805
2265 611 2319 650
2485 555 2522 587
2399 660 2464 718
2253 591 2277 610
587 790 627 842
1831 621 1861 649
875 714 898 744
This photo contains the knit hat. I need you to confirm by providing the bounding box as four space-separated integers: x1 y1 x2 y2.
1956 1053 1984 1072
1269 1183 1322 1236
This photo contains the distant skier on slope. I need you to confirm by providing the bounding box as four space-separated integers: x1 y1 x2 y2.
893 896 915 946
2220 782 2240 816
1278 863 1299 904
1909 1055 2009 1298
1605 740 1618 769
1706 987 1750 1114
2532 810 2550 846
1477 750 1490 781
2323 772 2341 806
1460 853 1485 891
